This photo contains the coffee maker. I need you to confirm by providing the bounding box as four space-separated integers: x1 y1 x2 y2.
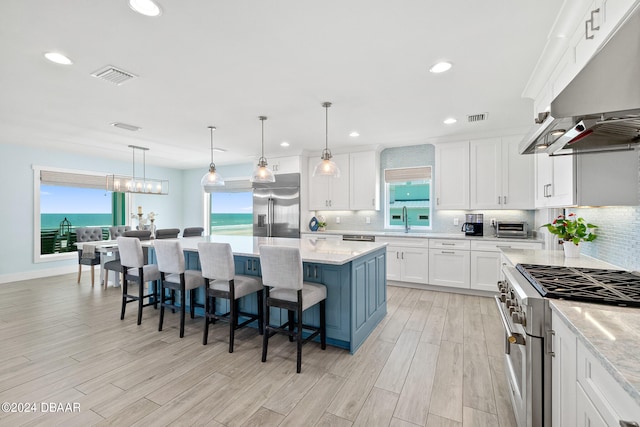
461 213 483 236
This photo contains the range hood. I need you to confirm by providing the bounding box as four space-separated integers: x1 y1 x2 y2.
520 3 640 155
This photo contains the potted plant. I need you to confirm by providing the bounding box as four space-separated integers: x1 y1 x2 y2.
541 213 597 257
317 215 327 232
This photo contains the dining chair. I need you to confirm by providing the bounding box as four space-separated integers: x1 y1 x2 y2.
117 236 161 325
109 226 131 240
154 240 205 338
259 245 326 373
76 227 103 286
198 242 263 352
155 228 180 239
183 227 204 237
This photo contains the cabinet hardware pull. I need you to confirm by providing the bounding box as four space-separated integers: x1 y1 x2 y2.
503 195 507 204
246 259 251 270
329 200 332 207
496 245 512 249
325 200 328 207
441 251 455 254
401 252 404 259
437 197 440 205
498 196 501 204
546 330 555 356
306 265 310 276
253 259 257 271
396 252 399 259
442 243 455 246
585 19 594 40
619 421 640 427
590 8 600 31
314 265 318 278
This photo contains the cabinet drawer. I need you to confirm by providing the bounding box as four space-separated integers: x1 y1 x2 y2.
470 240 544 252
429 239 470 250
576 340 640 424
377 237 429 248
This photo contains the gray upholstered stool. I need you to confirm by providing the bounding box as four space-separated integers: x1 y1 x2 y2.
182 227 204 237
259 246 327 373
117 237 161 325
75 226 103 286
155 240 205 338
103 226 132 288
198 242 263 352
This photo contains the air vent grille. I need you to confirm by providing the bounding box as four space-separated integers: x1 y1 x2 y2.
111 122 141 132
91 66 137 85
467 112 489 123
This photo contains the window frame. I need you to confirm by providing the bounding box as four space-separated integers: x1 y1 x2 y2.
33 165 129 263
383 166 433 231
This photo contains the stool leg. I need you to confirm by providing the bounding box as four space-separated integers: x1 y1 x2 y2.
320 300 326 350
257 289 264 335
179 287 186 338
203 290 210 345
90 265 95 287
158 280 165 332
296 304 303 374
137 279 143 325
190 289 196 319
121 279 128 320
77 264 82 284
261 288 270 363
288 311 295 342
104 270 109 289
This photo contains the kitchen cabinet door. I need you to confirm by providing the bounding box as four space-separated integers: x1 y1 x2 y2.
400 247 429 284
470 251 501 292
551 311 578 427
435 141 469 209
470 137 502 209
502 136 534 209
385 245 403 281
349 151 379 210
307 154 350 210
428 249 470 289
534 153 575 208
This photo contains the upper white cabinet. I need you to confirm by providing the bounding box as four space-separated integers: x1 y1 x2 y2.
469 136 534 210
349 151 380 210
308 154 350 210
269 156 301 175
434 141 470 210
535 150 639 208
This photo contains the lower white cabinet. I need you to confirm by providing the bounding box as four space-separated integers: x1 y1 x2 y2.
379 238 428 284
552 310 640 427
428 239 470 289
470 240 544 291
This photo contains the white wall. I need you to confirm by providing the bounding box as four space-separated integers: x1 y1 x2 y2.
0 143 184 282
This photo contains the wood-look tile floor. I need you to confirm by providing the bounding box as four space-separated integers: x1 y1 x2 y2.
0 274 516 427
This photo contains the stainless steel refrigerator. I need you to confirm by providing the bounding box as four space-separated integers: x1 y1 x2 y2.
252 173 300 238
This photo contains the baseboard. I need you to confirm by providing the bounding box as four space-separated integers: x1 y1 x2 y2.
387 280 495 297
0 265 81 284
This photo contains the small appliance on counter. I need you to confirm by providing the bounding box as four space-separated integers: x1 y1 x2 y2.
461 213 483 236
496 221 528 238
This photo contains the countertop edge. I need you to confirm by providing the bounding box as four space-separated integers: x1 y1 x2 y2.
549 301 640 407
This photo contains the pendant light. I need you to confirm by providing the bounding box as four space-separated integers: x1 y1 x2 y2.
313 101 340 178
201 125 225 192
250 116 276 183
106 145 169 195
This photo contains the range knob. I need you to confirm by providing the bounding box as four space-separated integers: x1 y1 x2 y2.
512 311 525 325
497 280 507 292
499 293 507 303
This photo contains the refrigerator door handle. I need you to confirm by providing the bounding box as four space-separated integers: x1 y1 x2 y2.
267 198 274 237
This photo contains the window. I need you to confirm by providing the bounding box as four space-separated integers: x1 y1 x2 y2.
34 166 126 262
384 166 432 230
208 179 253 236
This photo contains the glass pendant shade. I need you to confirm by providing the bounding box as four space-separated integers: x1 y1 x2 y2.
314 101 340 178
250 116 276 183
201 126 224 192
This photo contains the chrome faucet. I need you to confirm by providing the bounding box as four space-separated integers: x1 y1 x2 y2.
402 206 410 233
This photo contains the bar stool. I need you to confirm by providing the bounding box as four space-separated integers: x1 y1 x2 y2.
155 228 180 239
103 226 132 289
117 237 161 325
154 240 205 338
259 246 326 373
198 242 263 352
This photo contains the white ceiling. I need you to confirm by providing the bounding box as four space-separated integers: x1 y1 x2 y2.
0 0 563 169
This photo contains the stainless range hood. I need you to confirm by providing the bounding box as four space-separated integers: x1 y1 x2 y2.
520 3 640 155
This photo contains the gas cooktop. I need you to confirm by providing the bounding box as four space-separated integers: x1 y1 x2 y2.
515 263 640 307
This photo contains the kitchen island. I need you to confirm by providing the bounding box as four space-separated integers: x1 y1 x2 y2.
145 235 388 354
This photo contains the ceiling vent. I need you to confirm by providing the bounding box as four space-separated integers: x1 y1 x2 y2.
111 122 141 132
91 66 137 85
467 112 489 123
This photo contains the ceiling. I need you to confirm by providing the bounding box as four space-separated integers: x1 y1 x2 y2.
0 0 563 169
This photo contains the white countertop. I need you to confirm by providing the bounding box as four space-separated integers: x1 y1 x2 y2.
141 235 387 265
302 229 544 243
551 300 640 406
501 249 622 269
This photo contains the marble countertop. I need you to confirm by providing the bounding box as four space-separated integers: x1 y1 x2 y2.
141 235 387 265
551 300 640 406
501 249 622 269
302 229 544 243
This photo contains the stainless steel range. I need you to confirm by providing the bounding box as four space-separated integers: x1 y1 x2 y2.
495 263 640 427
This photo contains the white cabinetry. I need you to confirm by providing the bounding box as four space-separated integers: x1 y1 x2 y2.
551 311 640 426
435 141 469 209
378 237 428 284
269 156 301 175
470 136 534 209
428 239 470 289
470 240 544 292
308 154 350 210
349 151 380 210
535 150 639 208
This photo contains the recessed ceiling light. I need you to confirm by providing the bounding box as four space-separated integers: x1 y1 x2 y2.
44 52 72 65
349 131 360 137
128 0 162 17
429 61 453 73
443 118 457 125
280 142 290 147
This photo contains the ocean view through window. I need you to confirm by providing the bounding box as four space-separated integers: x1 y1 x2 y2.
210 191 253 236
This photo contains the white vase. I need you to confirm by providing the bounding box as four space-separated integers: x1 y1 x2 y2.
562 241 580 258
